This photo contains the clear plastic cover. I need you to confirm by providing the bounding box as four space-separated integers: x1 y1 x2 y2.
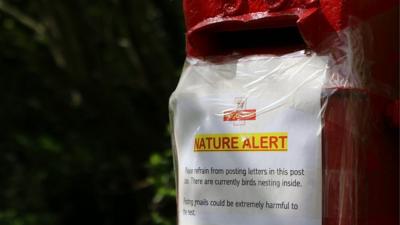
170 34 368 224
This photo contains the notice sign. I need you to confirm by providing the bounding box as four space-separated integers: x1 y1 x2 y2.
170 53 327 225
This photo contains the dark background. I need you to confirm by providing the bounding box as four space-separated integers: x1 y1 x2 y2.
0 0 184 224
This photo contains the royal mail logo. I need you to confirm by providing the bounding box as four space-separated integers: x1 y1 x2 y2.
223 109 256 121
223 98 256 125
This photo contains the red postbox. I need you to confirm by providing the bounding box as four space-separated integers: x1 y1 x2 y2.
170 1 399 225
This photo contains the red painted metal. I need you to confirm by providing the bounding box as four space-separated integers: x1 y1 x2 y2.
182 0 399 224
184 0 398 57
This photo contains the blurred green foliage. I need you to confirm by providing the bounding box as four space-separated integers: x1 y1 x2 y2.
0 0 184 224
147 151 176 225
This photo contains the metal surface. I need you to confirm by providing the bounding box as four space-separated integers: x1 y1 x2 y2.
181 1 399 224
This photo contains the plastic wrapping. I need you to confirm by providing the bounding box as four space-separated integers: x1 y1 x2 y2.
170 43 371 224
170 1 398 224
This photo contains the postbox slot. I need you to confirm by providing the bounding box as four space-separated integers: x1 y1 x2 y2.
189 24 307 56
213 26 306 54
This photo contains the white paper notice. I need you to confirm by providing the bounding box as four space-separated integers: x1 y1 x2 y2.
170 53 327 225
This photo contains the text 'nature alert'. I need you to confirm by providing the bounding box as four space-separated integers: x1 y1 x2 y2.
194 133 288 152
